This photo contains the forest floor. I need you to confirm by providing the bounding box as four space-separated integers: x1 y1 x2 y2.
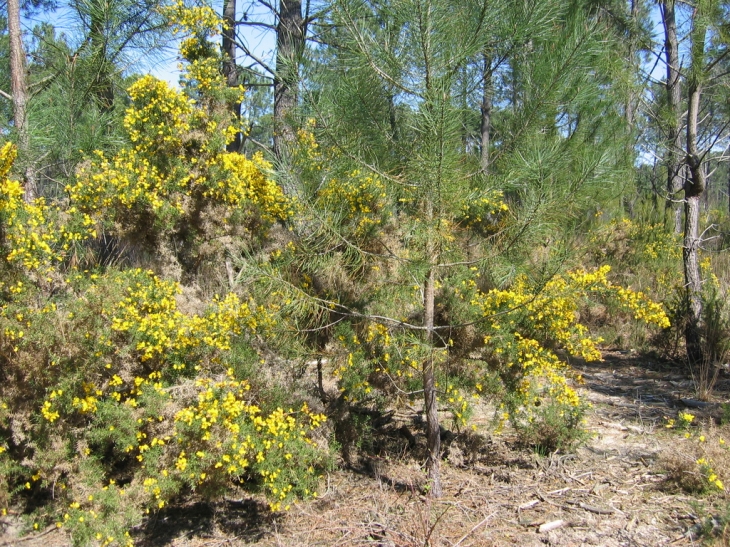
2 351 730 547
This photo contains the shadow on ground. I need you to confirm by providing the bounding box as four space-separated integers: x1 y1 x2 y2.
134 498 276 546
571 350 730 423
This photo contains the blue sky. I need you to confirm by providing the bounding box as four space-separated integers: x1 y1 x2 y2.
20 0 276 87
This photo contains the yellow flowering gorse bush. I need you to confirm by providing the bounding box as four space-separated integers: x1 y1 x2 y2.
67 0 291 264
316 169 390 237
468 266 669 432
325 262 669 451
0 143 96 273
0 5 327 546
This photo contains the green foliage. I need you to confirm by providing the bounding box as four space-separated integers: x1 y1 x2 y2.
18 1 171 198
508 392 590 455
2 0 727 540
0 5 328 546
234 0 674 475
66 6 291 276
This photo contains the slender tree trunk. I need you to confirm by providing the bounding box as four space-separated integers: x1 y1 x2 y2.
624 0 640 128
661 0 683 233
703 161 710 211
510 56 518 114
683 11 708 369
480 52 492 174
651 158 659 211
8 0 35 202
273 0 305 158
223 0 242 152
90 3 115 113
683 190 703 367
423 264 442 498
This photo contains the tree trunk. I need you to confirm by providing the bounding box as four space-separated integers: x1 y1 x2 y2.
388 92 399 142
661 0 683 233
651 157 659 211
8 0 35 202
625 0 638 126
423 265 442 497
90 3 115 113
480 52 492 174
273 0 304 158
684 76 705 368
683 193 703 366
223 0 242 152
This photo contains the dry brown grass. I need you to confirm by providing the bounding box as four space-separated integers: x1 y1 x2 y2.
659 420 730 495
2 352 730 547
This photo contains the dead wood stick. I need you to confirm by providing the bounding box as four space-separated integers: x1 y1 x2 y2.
539 519 566 533
452 512 497 547
0 524 58 546
578 502 616 515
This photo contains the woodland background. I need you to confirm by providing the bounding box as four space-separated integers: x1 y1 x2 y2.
1 0 730 545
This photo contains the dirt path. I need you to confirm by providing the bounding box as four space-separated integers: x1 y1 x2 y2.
2 352 728 546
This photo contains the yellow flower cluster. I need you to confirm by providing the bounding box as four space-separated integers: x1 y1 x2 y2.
39 360 326 528
633 221 682 261
591 218 682 262
163 1 222 37
217 153 292 219
124 75 193 152
68 1 290 244
469 266 668 424
696 457 724 491
295 125 321 163
458 190 509 233
72 150 171 213
317 170 389 235
0 143 95 272
444 384 469 426
110 269 271 362
163 0 241 103
183 57 227 93
663 413 727 493
568 265 670 328
41 390 63 423
172 373 325 509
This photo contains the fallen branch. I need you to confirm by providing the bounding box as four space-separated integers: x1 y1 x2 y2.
452 512 497 546
0 524 58 546
539 519 566 533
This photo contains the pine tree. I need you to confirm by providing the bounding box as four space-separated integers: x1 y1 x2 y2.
241 0 638 497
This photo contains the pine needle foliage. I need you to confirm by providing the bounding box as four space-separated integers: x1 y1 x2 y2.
239 0 667 497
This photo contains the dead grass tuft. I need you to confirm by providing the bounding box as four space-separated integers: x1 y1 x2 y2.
659 420 730 496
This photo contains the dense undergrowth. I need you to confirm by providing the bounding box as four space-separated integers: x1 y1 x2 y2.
0 6 328 545
1 3 729 546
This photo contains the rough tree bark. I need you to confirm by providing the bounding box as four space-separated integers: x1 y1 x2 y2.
273 0 305 158
661 0 683 233
7 0 36 202
223 0 242 152
683 9 709 369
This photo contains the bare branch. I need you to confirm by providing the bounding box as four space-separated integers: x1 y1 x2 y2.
234 37 276 76
236 20 276 30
